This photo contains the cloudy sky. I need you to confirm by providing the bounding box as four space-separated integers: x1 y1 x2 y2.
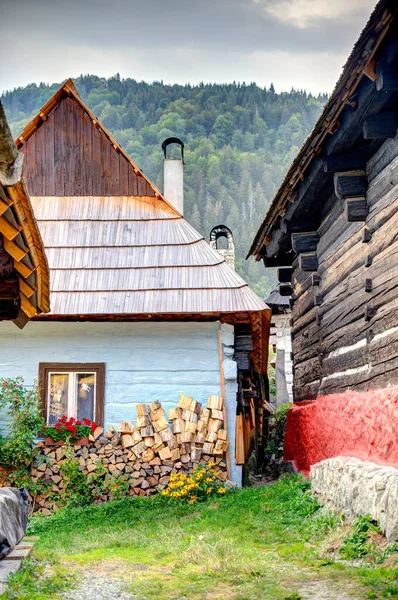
1 0 376 95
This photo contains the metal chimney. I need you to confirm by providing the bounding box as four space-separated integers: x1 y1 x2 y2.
162 137 184 215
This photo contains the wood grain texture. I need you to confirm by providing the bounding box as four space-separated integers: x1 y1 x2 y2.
20 95 155 198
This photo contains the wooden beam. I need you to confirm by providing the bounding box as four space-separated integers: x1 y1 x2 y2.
334 171 367 199
281 219 318 233
323 148 367 173
376 66 398 92
13 260 33 279
3 239 28 262
0 198 10 216
20 292 37 319
278 283 292 297
19 277 36 299
365 279 372 293
291 232 319 254
0 216 21 241
299 252 318 271
345 197 369 222
363 113 398 139
277 267 292 283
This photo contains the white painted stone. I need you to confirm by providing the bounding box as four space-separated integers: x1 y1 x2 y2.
311 456 398 541
220 323 234 347
222 358 237 381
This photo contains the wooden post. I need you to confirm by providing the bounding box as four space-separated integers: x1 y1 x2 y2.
218 329 231 480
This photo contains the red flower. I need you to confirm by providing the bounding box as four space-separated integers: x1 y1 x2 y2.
55 423 61 429
76 420 82 426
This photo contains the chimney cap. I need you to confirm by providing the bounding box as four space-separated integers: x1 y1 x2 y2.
162 137 184 162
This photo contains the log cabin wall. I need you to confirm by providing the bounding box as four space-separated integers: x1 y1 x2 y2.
292 132 398 401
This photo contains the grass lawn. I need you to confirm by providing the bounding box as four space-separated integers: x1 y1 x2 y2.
2 475 398 599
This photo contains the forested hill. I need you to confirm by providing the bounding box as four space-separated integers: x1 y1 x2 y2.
2 75 327 297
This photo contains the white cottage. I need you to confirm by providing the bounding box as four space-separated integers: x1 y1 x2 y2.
1 80 270 484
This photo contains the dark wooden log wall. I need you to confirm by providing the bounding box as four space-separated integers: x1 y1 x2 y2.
291 133 398 400
20 97 155 197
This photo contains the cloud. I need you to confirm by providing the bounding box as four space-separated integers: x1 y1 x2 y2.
0 0 377 94
251 0 376 28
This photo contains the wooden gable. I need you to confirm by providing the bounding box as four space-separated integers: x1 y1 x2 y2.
18 82 155 198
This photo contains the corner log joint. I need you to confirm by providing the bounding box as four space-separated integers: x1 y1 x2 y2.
291 232 319 254
345 197 369 222
334 170 367 200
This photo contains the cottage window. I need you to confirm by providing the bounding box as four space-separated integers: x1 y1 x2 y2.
39 363 105 426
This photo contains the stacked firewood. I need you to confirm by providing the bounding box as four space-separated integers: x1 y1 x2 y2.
29 394 229 515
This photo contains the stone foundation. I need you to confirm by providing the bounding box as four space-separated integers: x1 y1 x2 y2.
310 456 398 541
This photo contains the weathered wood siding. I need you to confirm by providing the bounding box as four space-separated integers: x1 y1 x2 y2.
0 321 221 431
20 97 154 197
292 133 398 400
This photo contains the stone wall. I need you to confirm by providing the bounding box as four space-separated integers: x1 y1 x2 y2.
284 386 398 474
310 456 398 542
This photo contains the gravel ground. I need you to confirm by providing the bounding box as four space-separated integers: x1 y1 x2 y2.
62 574 133 600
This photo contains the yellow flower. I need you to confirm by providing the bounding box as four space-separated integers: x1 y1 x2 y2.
188 496 198 504
208 461 215 468
207 488 213 494
217 487 226 494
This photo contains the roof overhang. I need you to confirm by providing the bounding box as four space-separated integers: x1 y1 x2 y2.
248 0 398 263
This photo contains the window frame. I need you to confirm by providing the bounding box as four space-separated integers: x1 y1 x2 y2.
39 363 105 426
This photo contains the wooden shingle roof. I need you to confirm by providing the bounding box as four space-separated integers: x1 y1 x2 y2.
0 101 50 326
31 193 267 316
17 80 269 318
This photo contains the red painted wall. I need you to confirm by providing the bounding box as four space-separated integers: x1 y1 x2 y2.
284 387 398 474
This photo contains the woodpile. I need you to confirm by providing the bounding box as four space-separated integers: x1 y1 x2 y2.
29 395 229 515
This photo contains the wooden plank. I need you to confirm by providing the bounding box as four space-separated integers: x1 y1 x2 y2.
74 100 84 195
128 165 138 195
137 174 147 196
92 124 102 195
83 111 93 195
3 239 27 262
13 260 33 279
54 102 65 195
19 277 36 298
34 118 46 195
235 414 244 465
100 135 111 196
119 154 129 195
0 217 20 241
64 97 75 196
20 292 37 318
110 146 120 195
45 108 55 196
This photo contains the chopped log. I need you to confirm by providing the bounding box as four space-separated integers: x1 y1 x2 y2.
202 442 214 454
299 252 318 271
334 171 367 199
153 416 169 431
121 434 135 449
363 112 398 139
207 395 223 410
118 422 134 434
142 448 155 462
211 409 223 420
158 446 172 460
178 394 193 409
207 419 222 433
